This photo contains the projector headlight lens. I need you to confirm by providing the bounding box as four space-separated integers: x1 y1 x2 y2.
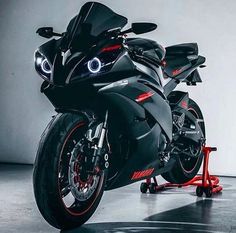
41 59 51 74
87 57 101 74
34 50 51 81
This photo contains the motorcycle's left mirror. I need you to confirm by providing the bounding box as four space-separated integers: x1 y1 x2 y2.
36 27 63 38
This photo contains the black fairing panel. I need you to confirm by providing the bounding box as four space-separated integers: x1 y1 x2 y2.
51 53 66 86
164 57 192 78
184 69 202 84
41 81 98 111
168 91 189 108
127 38 166 61
106 123 174 190
99 78 172 141
99 92 172 190
164 55 205 81
67 50 137 85
38 39 59 66
164 43 200 78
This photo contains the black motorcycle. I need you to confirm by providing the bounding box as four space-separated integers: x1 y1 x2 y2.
33 2 206 230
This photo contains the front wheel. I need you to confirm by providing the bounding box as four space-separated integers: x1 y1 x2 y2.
33 113 106 230
162 99 205 184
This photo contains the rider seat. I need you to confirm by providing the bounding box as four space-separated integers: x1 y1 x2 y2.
165 43 198 57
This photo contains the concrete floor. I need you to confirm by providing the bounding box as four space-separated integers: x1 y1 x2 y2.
0 164 236 233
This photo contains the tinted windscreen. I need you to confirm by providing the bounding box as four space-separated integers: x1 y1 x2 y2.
65 2 127 49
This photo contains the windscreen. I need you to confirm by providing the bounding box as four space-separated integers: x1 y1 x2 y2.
65 2 128 50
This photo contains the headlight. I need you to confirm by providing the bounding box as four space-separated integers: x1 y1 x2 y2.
86 45 122 75
34 50 51 81
87 57 102 73
65 44 123 84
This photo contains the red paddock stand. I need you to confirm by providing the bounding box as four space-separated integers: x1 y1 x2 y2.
140 147 223 197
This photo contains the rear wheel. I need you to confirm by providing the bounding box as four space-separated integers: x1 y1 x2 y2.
162 99 205 184
33 113 106 230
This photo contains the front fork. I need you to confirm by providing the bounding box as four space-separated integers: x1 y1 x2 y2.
92 110 109 173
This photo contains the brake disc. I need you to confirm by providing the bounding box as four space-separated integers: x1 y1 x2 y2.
68 140 99 202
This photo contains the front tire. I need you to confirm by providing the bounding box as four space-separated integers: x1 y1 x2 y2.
33 113 105 230
162 99 205 184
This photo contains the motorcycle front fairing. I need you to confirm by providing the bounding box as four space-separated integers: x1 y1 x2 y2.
41 49 174 190
36 2 174 189
36 2 128 85
36 2 129 108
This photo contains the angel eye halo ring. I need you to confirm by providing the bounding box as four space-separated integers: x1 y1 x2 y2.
87 57 102 74
41 59 51 74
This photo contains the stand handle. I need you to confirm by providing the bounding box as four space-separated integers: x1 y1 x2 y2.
210 147 217 151
203 147 217 153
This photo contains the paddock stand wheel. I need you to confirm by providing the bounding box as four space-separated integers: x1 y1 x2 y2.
196 186 204 197
149 183 157 194
194 147 222 197
196 186 212 198
140 177 160 194
140 147 223 197
205 187 213 198
140 182 149 193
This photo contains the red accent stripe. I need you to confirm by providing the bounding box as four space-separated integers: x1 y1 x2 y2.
101 44 121 52
131 168 155 180
181 100 188 109
136 91 154 103
172 68 182 76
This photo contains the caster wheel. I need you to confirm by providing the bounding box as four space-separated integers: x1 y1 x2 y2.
140 182 148 193
205 187 213 198
196 186 204 197
149 183 157 194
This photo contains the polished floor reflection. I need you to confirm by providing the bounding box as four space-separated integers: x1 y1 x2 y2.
0 164 236 233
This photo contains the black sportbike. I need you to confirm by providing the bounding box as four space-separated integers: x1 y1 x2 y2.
33 2 206 230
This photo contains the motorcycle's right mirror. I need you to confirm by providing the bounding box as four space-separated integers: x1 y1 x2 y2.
131 23 157 34
36 27 54 38
36 27 63 38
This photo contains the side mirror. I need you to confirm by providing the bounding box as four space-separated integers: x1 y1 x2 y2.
131 23 157 35
36 27 54 38
36 27 62 38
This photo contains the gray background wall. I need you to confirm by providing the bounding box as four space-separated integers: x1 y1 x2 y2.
0 0 235 176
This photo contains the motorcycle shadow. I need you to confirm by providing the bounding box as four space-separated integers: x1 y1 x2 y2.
61 221 208 233
61 197 235 233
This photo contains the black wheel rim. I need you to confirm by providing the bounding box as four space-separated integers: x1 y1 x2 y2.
179 107 203 173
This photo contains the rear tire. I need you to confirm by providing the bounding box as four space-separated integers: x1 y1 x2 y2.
162 99 205 184
33 113 105 230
